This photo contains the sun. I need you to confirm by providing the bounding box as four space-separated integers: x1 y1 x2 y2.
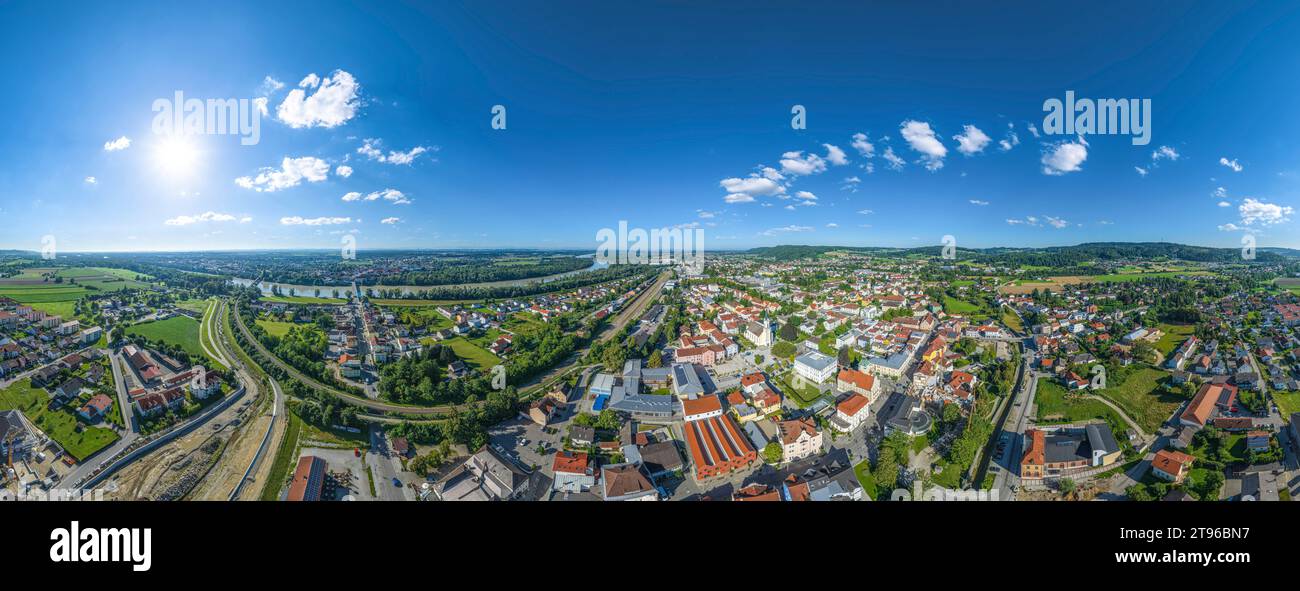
153 136 201 178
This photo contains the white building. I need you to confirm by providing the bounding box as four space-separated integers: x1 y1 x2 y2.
793 351 837 383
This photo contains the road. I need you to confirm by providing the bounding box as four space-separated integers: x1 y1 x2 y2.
987 353 1036 500
366 425 414 501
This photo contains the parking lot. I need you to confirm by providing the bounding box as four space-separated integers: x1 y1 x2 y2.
298 446 376 501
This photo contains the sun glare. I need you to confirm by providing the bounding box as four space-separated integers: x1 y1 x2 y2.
153 136 200 177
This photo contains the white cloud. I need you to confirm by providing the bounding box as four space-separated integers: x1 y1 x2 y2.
795 191 817 201
362 188 412 205
697 210 717 219
1238 198 1293 226
900 120 946 170
969 199 989 206
357 138 434 165
276 70 361 128
760 166 785 182
380 217 401 225
280 216 352 226
1134 166 1148 176
84 176 96 185
881 147 905 171
1044 216 1069 229
761 224 814 236
341 191 362 202
1041 138 1088 175
850 133 875 158
103 136 131 151
1027 123 1040 138
1213 187 1228 198
823 143 849 166
720 175 784 197
784 204 796 210
780 151 827 176
998 124 1020 151
259 76 285 95
1152 145 1180 161
165 211 238 226
235 156 330 192
335 165 353 178
857 209 874 215
1218 201 1231 207
240 216 252 223
1218 223 1242 231
1219 157 1243 172
825 223 838 228
952 124 991 156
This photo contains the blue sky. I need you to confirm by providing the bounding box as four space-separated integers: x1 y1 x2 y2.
1 0 1298 252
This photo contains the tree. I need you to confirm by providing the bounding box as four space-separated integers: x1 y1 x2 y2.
1059 477 1077 496
837 345 851 368
779 322 798 342
763 441 784 464
874 451 899 494
771 341 796 360
647 350 663 369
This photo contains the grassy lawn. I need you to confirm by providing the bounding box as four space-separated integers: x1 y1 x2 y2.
255 318 298 338
942 296 981 315
773 370 827 408
444 336 502 371
1000 307 1024 333
503 312 547 335
126 315 206 361
260 411 303 501
853 459 877 499
1091 367 1181 433
369 298 480 307
0 379 119 461
1184 468 1222 501
1153 323 1196 356
1273 390 1300 419
1034 377 1125 427
174 298 211 314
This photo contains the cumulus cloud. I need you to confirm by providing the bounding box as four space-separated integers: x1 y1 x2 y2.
780 151 828 176
1218 223 1242 232
357 138 435 165
341 191 362 202
103 136 131 151
795 191 817 201
724 193 756 204
84 176 96 185
998 123 1020 151
1044 216 1070 229
235 156 330 192
335 165 353 178
1238 198 1293 226
280 216 352 226
380 217 401 225
900 120 947 170
1152 145 1180 161
952 124 991 156
165 211 238 226
361 188 412 205
850 133 875 158
1213 187 1228 199
259 76 285 96
1041 137 1088 175
969 199 989 206
1218 201 1231 207
276 70 361 128
1135 166 1148 176
825 223 838 228
1219 157 1243 172
720 175 784 198
823 143 849 166
881 147 905 171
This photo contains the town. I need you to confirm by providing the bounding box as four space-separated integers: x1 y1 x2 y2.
4 244 1298 503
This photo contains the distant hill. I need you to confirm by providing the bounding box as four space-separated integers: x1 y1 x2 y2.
746 241 1288 264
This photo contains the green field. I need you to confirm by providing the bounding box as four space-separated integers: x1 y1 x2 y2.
370 298 479 307
1091 367 1181 433
1153 323 1197 356
942 296 981 315
174 299 211 314
443 336 501 371
1000 307 1024 333
1034 378 1125 428
260 411 303 501
774 369 827 408
126 315 206 361
1274 390 1300 419
0 379 119 461
256 318 299 338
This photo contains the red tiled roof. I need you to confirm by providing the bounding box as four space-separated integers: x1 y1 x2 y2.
551 451 589 475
